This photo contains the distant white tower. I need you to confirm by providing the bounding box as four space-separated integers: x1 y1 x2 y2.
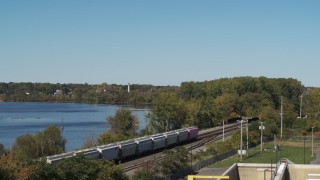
128 83 130 93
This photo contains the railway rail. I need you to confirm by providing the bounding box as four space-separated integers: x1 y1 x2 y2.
122 124 240 172
46 117 258 165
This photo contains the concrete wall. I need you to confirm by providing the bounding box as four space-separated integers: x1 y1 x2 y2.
221 163 277 180
237 163 275 180
219 163 320 180
220 163 239 180
287 164 320 180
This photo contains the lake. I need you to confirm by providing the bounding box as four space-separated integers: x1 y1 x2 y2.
0 102 149 151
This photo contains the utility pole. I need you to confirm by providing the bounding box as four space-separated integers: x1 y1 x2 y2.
299 94 303 118
246 119 249 158
238 119 247 161
304 137 306 164
240 120 243 161
280 96 283 139
259 122 265 151
312 126 318 157
223 119 225 142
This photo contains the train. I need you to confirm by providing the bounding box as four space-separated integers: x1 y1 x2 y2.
46 127 198 164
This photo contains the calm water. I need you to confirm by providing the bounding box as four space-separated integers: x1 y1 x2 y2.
0 102 149 151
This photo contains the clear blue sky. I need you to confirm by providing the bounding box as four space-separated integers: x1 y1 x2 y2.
1 1 319 86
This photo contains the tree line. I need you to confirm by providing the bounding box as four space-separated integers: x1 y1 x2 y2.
146 77 320 137
0 82 177 105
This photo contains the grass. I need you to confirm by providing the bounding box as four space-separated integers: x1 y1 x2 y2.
210 141 315 168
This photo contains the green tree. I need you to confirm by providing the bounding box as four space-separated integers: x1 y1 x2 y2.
195 97 215 128
0 155 36 180
259 106 279 137
42 125 66 155
97 161 128 180
29 155 128 180
248 122 261 146
132 168 155 180
206 140 233 155
0 143 6 155
132 158 158 180
98 108 139 144
147 93 187 133
31 161 60 180
12 125 65 160
98 132 127 145
240 92 266 117
12 134 37 160
180 81 206 100
82 135 98 149
282 97 298 128
56 154 104 180
214 93 241 119
304 88 320 120
159 146 189 175
0 155 16 180
185 100 201 127
107 108 139 137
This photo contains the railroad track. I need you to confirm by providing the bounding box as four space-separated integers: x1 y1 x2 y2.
189 130 236 151
197 123 239 139
122 124 240 172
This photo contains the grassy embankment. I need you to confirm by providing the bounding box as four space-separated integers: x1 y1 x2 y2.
210 141 317 168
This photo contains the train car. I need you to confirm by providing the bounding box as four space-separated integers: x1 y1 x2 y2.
187 127 198 140
46 152 75 164
46 126 199 164
73 148 100 159
97 143 120 161
164 131 179 146
176 128 189 143
152 134 166 151
136 136 153 155
119 139 138 159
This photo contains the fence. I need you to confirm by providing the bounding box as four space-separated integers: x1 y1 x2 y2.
158 137 276 180
157 135 320 179
159 149 237 180
281 136 320 141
